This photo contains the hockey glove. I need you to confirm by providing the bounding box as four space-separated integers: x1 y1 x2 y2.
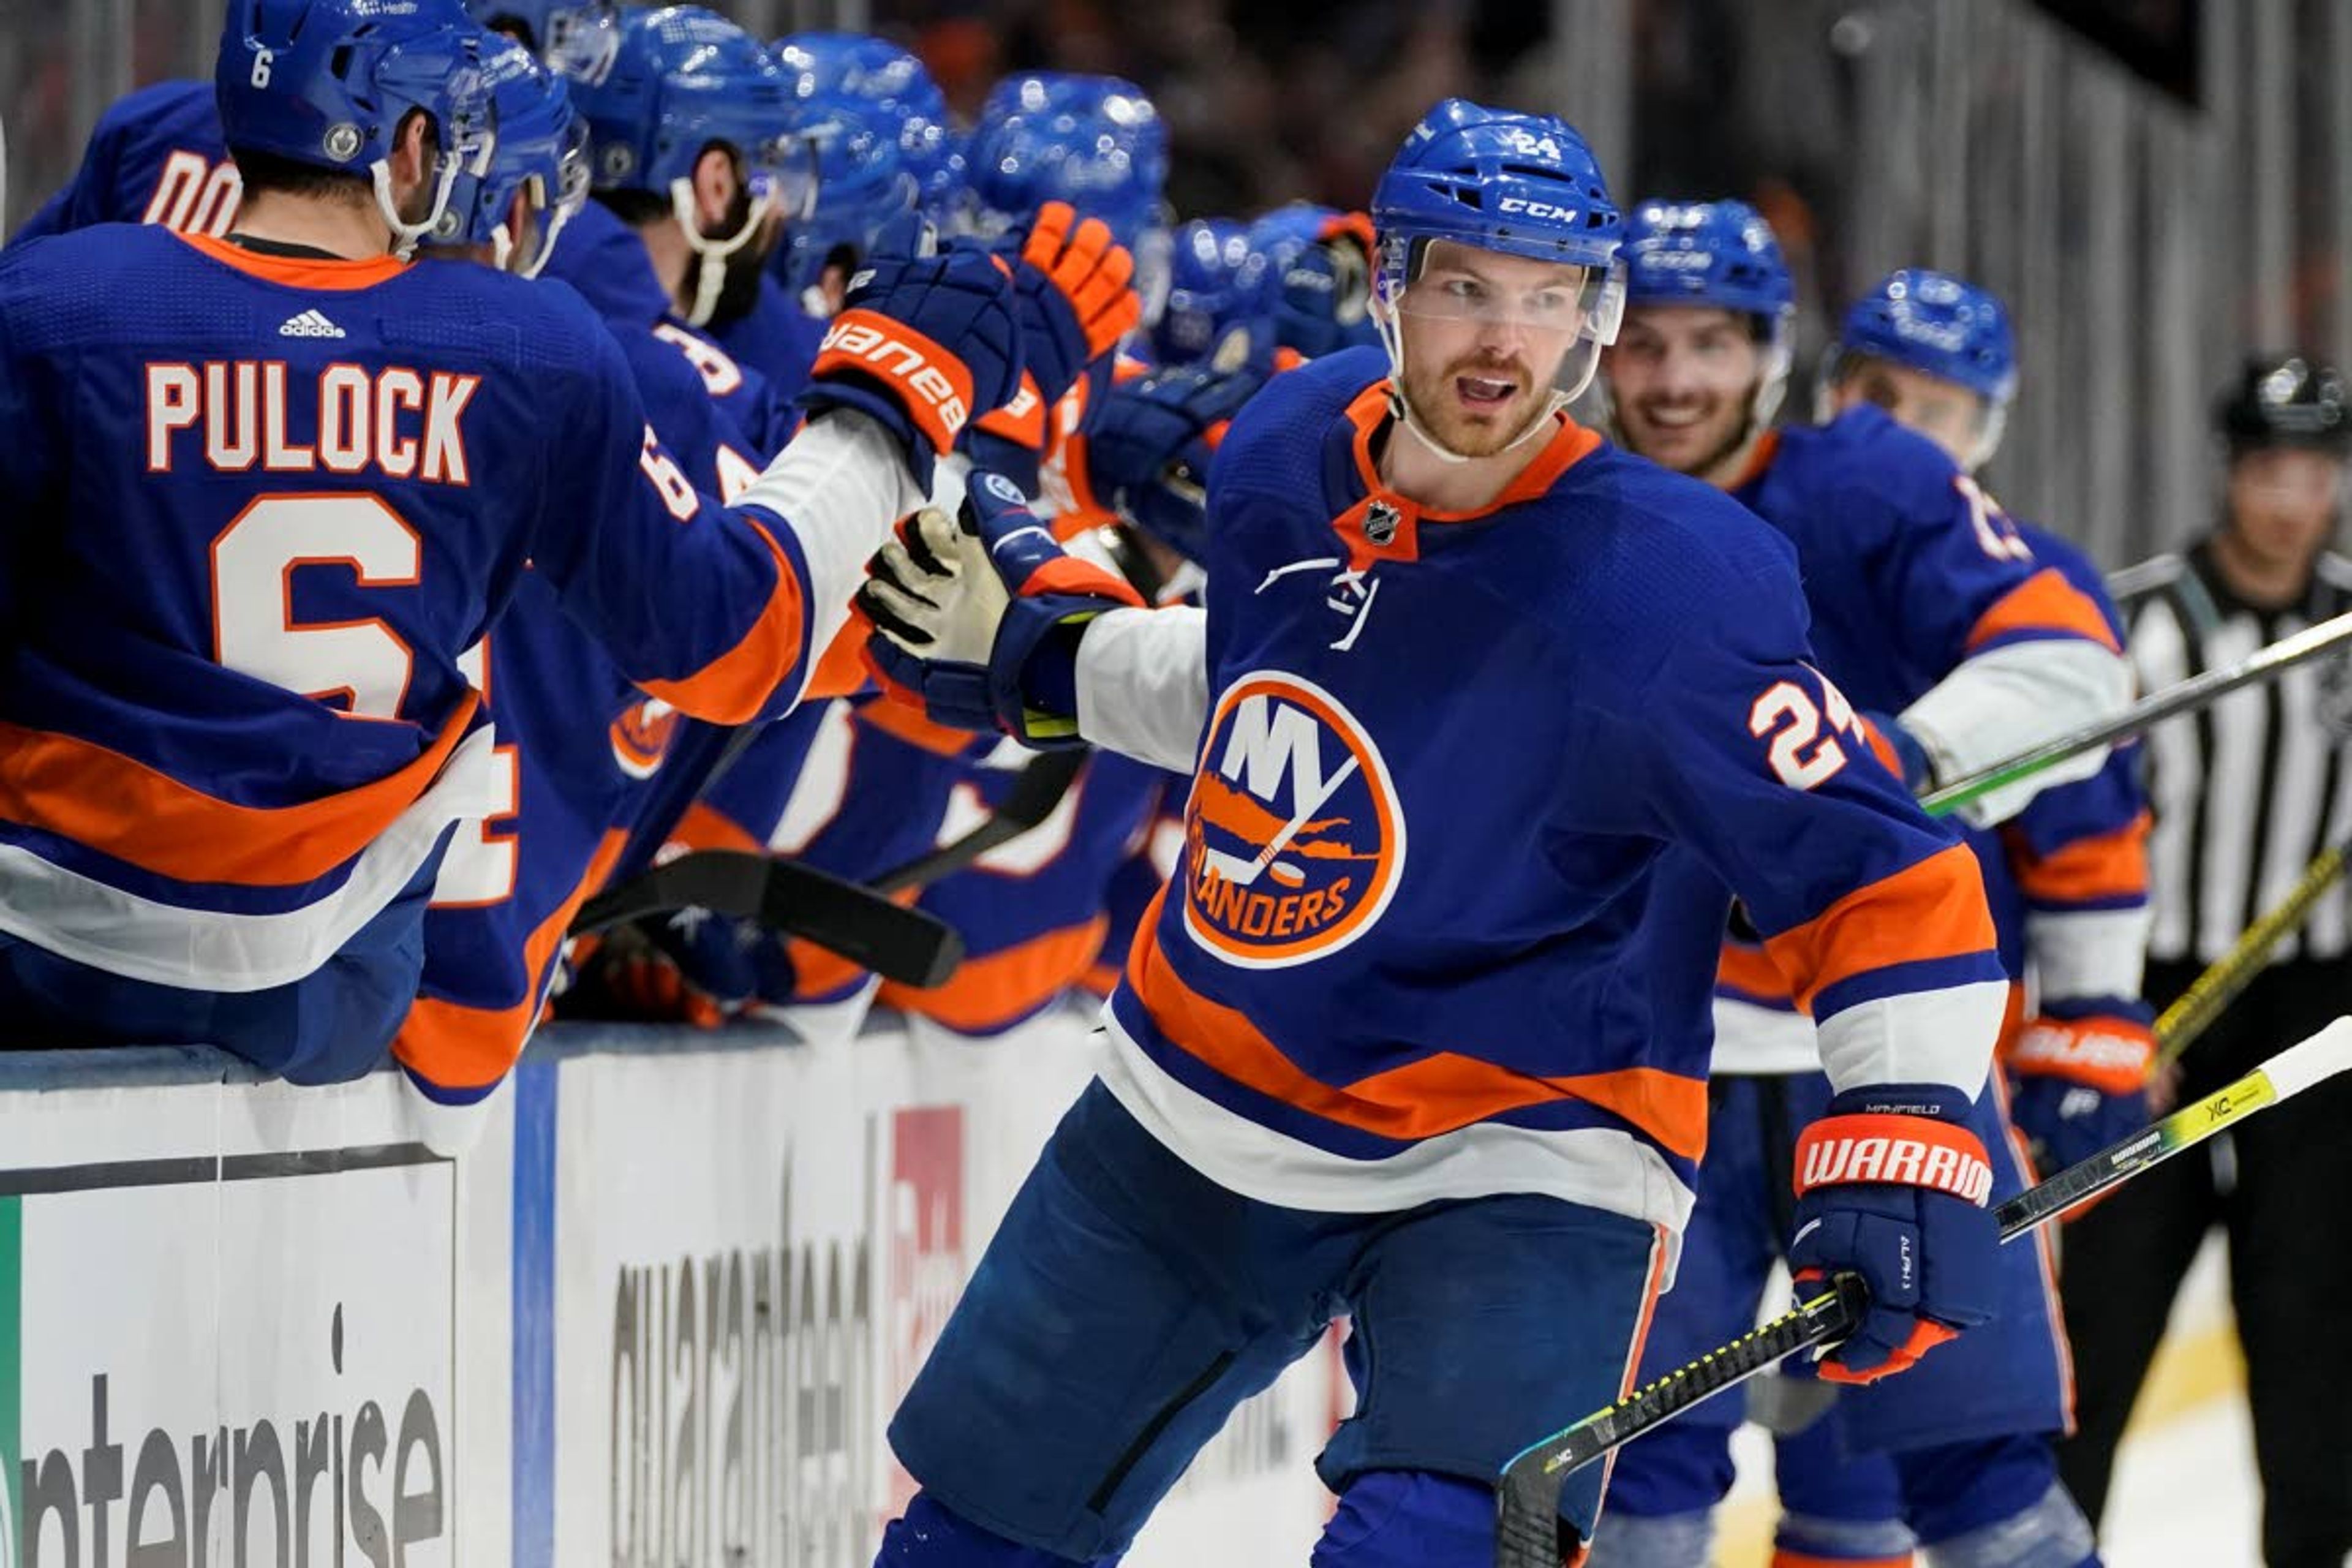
999 199 1142 407
858 470 1145 744
799 249 1023 491
556 914 750 1030
2008 997 2157 1178
1790 1084 2002 1384
1858 710 1936 794
1087 360 1267 564
1266 210 1381 359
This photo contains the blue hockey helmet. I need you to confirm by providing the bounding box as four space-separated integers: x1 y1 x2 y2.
1245 202 1381 360
1838 270 2016 401
1618 198 1795 423
1831 268 2016 464
1153 218 1256 366
963 72 1171 318
1369 99 1629 452
461 0 618 79
216 0 493 257
774 31 964 221
431 33 590 278
565 6 810 323
767 96 926 315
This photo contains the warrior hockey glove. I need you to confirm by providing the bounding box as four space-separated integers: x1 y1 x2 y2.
1790 1084 2002 1384
799 249 1023 491
1086 360 1268 564
858 470 1144 744
2008 997 2156 1178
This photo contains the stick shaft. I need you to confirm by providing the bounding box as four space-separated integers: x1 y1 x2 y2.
2154 843 2349 1066
1920 611 2352 818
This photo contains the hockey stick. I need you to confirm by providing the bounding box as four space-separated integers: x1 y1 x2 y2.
2152 839 2350 1068
1492 1014 2352 1568
1920 610 2352 819
870 748 1086 894
570 850 963 988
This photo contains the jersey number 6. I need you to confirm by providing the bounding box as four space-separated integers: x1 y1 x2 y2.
211 492 418 720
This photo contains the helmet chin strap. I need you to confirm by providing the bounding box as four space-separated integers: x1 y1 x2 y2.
670 177 771 328
373 151 466 260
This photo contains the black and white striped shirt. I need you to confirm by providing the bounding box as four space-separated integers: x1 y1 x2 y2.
2119 542 2352 964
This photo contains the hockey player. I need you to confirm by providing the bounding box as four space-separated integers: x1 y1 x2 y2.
0 0 1021 1077
766 96 925 320
773 31 966 226
1242 201 1384 364
1587 207 2128 1568
855 100 2016 1566
1153 217 1256 366
4 1 615 248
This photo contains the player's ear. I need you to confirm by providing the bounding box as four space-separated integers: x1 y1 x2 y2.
691 145 737 233
386 109 436 220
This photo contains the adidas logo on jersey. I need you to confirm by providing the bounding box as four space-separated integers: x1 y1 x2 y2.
278 309 346 339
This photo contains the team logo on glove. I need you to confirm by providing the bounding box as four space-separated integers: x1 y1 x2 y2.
1184 672 1405 968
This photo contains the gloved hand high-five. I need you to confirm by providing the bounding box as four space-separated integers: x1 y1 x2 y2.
1086 360 1267 564
858 470 1145 745
799 248 1023 491
1789 1082 2002 1384
1000 199 1142 407
2008 997 2157 1177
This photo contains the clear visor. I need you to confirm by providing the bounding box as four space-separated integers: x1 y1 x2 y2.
543 8 621 87
503 118 592 279
743 133 821 227
1378 236 1628 409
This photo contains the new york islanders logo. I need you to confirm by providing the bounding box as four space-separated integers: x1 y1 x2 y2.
609 698 680 780
1183 673 1405 968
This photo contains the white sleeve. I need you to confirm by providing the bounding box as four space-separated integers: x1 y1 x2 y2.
1898 637 2133 827
730 410 926 706
2029 903 2154 1006
1075 605 1210 773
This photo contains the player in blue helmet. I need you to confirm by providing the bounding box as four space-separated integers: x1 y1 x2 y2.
767 95 925 318
775 30 966 221
216 0 496 258
1604 198 1793 481
1591 217 2124 1568
1244 201 1382 362
564 5 810 329
425 33 591 278
860 97 2014 1568
963 72 1170 318
461 0 618 77
1151 217 1254 366
1826 268 2019 472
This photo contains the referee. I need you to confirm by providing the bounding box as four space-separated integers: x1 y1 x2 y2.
2059 354 2352 1567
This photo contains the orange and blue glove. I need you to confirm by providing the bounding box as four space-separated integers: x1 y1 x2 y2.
2008 997 2157 1177
1790 1083 2002 1384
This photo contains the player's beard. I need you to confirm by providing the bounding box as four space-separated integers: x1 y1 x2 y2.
1621 388 1753 480
698 185 778 330
1401 349 1547 458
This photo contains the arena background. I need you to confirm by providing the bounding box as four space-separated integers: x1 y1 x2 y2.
1 0 2341 573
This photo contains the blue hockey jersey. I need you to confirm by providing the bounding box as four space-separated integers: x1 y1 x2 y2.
0 225 858 1026
1090 350 2008 1238
10 80 236 246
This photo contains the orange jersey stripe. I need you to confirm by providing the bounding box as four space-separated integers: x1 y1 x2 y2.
1129 900 1708 1159
1966 567 2122 654
879 914 1109 1033
1762 842 1996 1013
176 230 407 291
804 613 871 702
2005 810 2152 904
393 827 629 1092
666 799 764 854
1717 940 1795 1005
0 690 481 888
858 693 981 758
637 514 807 725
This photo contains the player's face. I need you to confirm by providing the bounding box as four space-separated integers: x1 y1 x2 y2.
1605 306 1763 480
2226 446 2343 570
1393 242 1586 458
1833 358 1988 467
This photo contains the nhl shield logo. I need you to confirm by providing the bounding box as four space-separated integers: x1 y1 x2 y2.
1364 499 1401 547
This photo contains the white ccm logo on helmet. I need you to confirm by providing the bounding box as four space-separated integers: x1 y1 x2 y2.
1495 195 1581 224
816 315 970 439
